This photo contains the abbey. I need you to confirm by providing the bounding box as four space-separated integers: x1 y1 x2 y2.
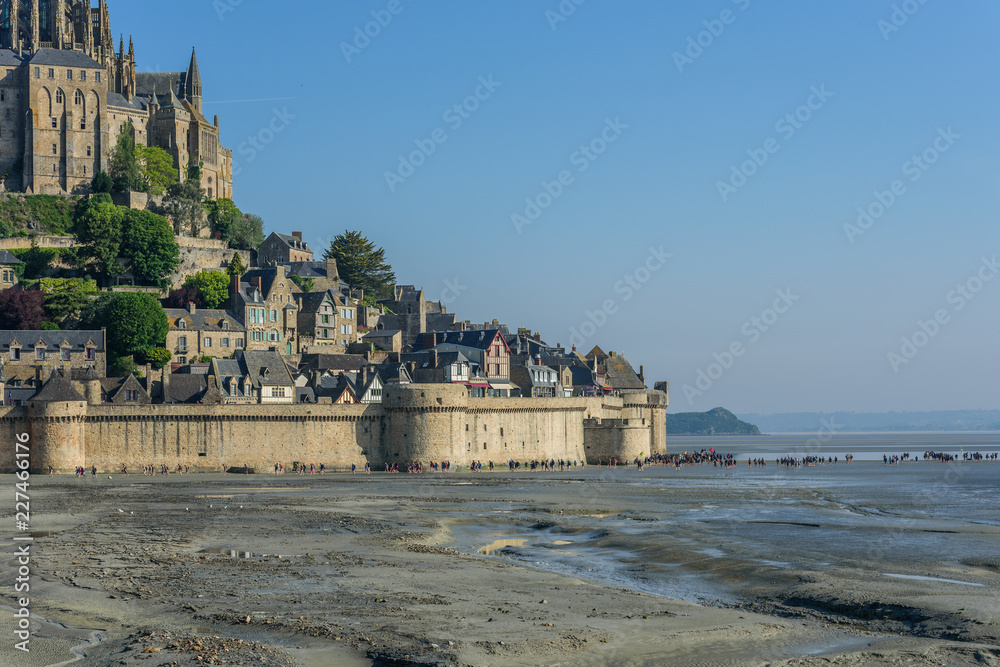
0 0 232 197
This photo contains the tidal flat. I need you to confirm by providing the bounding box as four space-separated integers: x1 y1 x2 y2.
2 457 999 666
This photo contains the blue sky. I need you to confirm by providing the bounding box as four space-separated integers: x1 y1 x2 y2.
115 0 1000 413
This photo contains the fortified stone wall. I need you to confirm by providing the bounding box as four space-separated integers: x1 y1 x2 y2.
2 384 668 473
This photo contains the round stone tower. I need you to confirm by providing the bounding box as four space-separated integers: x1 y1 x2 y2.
617 390 668 461
28 370 88 474
82 365 102 405
381 383 468 467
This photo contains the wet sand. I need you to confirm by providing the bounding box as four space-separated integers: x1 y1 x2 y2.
1 462 999 666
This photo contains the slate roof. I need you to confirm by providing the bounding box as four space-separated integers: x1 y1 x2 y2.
238 350 294 388
32 370 85 402
294 290 333 314
414 329 506 352
368 362 411 384
164 308 244 332
28 49 103 68
285 261 331 280
298 354 366 373
296 387 316 403
565 365 596 387
163 374 209 404
0 330 104 352
0 50 26 67
363 329 401 339
604 354 646 391
135 71 185 98
240 268 288 301
0 250 22 265
107 92 147 111
264 232 310 252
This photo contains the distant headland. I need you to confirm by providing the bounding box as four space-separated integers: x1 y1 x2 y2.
665 407 761 436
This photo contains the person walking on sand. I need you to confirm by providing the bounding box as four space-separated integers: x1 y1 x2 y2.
351 463 356 475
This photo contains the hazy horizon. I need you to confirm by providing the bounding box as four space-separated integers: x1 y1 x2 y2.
112 1 1000 413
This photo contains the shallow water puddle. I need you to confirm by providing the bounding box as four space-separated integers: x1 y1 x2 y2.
479 538 527 555
883 573 985 587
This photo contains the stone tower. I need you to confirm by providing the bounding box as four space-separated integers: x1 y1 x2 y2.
185 47 202 115
28 369 88 473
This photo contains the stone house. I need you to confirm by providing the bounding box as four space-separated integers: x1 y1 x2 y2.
210 349 294 404
510 359 560 398
163 303 244 365
99 374 150 404
0 329 105 387
258 232 312 265
586 347 646 392
373 285 458 348
0 250 22 288
361 328 401 353
282 257 340 293
294 289 359 354
230 266 299 354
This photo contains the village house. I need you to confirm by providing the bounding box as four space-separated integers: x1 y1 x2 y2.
210 349 294 404
230 267 299 354
257 232 313 265
282 257 341 294
361 328 401 353
414 329 513 397
0 250 22 289
510 357 560 398
294 289 360 354
0 329 105 388
163 304 245 365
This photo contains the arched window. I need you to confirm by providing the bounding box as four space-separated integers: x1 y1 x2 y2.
74 90 83 105
55 90 63 104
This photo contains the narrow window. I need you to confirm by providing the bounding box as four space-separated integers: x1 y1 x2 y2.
87 145 91 156
80 71 86 82
34 67 39 78
48 68 54 79
61 348 71 361
75 90 83 105
95 72 101 83
67 70 72 80
51 144 56 154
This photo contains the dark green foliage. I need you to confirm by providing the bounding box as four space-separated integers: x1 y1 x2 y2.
198 355 212 363
91 292 168 357
665 408 761 436
91 171 113 194
289 274 314 292
11 247 59 279
73 195 124 280
38 277 100 324
0 288 45 329
182 271 229 309
224 213 265 251
323 231 396 301
135 347 172 370
0 194 77 236
39 320 59 330
206 198 242 238
110 123 145 193
162 176 206 236
120 209 179 288
108 353 140 378
227 251 247 277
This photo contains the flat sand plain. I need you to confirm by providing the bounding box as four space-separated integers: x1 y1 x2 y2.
1 463 998 666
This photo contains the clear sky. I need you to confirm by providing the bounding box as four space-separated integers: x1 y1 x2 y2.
113 0 1000 414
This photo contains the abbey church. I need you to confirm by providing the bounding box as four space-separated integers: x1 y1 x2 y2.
0 0 232 198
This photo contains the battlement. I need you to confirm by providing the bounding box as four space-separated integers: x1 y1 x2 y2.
2 383 668 473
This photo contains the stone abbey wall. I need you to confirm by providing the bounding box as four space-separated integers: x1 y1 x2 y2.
1 384 668 473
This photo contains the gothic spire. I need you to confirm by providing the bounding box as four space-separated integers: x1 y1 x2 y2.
186 46 203 114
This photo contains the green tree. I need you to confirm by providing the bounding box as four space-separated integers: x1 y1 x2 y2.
92 292 168 357
162 170 206 236
224 213 265 250
207 198 242 237
108 354 140 378
120 209 179 288
289 274 314 292
38 277 100 324
109 123 144 192
91 171 113 194
136 145 178 196
183 270 229 309
227 251 247 277
323 230 396 301
73 194 124 280
135 347 172 370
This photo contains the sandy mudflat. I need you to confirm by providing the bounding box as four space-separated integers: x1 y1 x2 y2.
1 464 999 666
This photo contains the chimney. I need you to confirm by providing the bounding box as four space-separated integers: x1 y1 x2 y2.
251 276 262 289
423 332 437 350
572 345 576 353
188 302 196 314
639 365 645 383
534 354 542 366
292 231 302 242
429 349 438 368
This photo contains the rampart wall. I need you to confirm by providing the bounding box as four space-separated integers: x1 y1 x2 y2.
1 384 668 473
